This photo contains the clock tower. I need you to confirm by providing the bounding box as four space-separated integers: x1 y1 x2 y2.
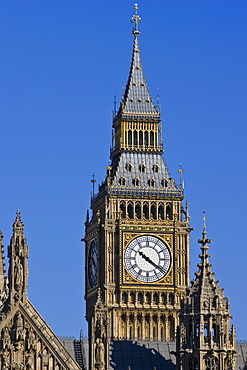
84 5 191 369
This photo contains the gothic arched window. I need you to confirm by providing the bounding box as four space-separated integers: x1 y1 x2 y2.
161 293 166 305
144 131 148 146
139 163 146 172
119 177 126 186
120 202 126 218
168 293 174 305
122 292 127 303
162 178 168 187
195 323 199 337
133 177 140 187
126 162 132 172
151 204 156 219
150 131 154 147
128 131 132 146
135 203 141 219
205 356 218 370
204 323 208 341
145 292 151 304
127 203 134 219
134 130 138 146
130 292 135 304
166 203 172 220
189 357 198 370
143 203 149 218
158 204 164 219
153 293 158 304
139 131 143 145
137 292 143 304
153 164 159 173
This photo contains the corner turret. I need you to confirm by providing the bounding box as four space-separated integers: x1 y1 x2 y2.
176 213 237 369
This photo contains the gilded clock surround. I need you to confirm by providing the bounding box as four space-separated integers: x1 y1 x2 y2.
122 232 172 285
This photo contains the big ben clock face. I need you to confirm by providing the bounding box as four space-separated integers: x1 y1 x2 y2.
124 235 171 283
88 240 98 288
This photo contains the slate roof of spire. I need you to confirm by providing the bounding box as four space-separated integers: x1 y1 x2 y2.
117 11 159 118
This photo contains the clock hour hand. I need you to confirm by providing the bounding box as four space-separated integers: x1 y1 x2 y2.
138 251 168 275
138 250 157 268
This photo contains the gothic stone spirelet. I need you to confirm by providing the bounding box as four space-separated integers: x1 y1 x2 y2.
0 211 82 370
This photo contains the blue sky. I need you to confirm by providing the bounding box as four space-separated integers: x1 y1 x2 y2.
0 1 247 339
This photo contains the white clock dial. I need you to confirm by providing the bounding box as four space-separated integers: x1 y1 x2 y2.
124 235 171 283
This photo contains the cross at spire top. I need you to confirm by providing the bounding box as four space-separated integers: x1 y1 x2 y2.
131 3 142 37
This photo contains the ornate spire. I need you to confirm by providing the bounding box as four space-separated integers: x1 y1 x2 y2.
8 210 29 306
0 231 7 307
176 213 237 369
191 211 216 296
116 4 159 118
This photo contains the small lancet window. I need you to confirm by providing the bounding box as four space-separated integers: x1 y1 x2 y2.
133 177 140 187
122 292 127 303
168 293 174 305
153 164 159 173
119 177 126 186
153 293 158 304
134 130 138 146
137 292 143 304
196 323 200 337
162 178 168 187
127 203 134 219
126 163 132 172
212 323 216 337
150 178 155 187
139 163 146 173
130 292 135 304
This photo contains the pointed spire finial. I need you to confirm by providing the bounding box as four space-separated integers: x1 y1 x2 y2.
91 174 96 196
13 209 24 233
203 210 206 231
198 211 211 248
178 163 184 188
131 3 142 37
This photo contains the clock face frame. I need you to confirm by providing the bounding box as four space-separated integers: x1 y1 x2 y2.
124 235 171 283
88 240 98 288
